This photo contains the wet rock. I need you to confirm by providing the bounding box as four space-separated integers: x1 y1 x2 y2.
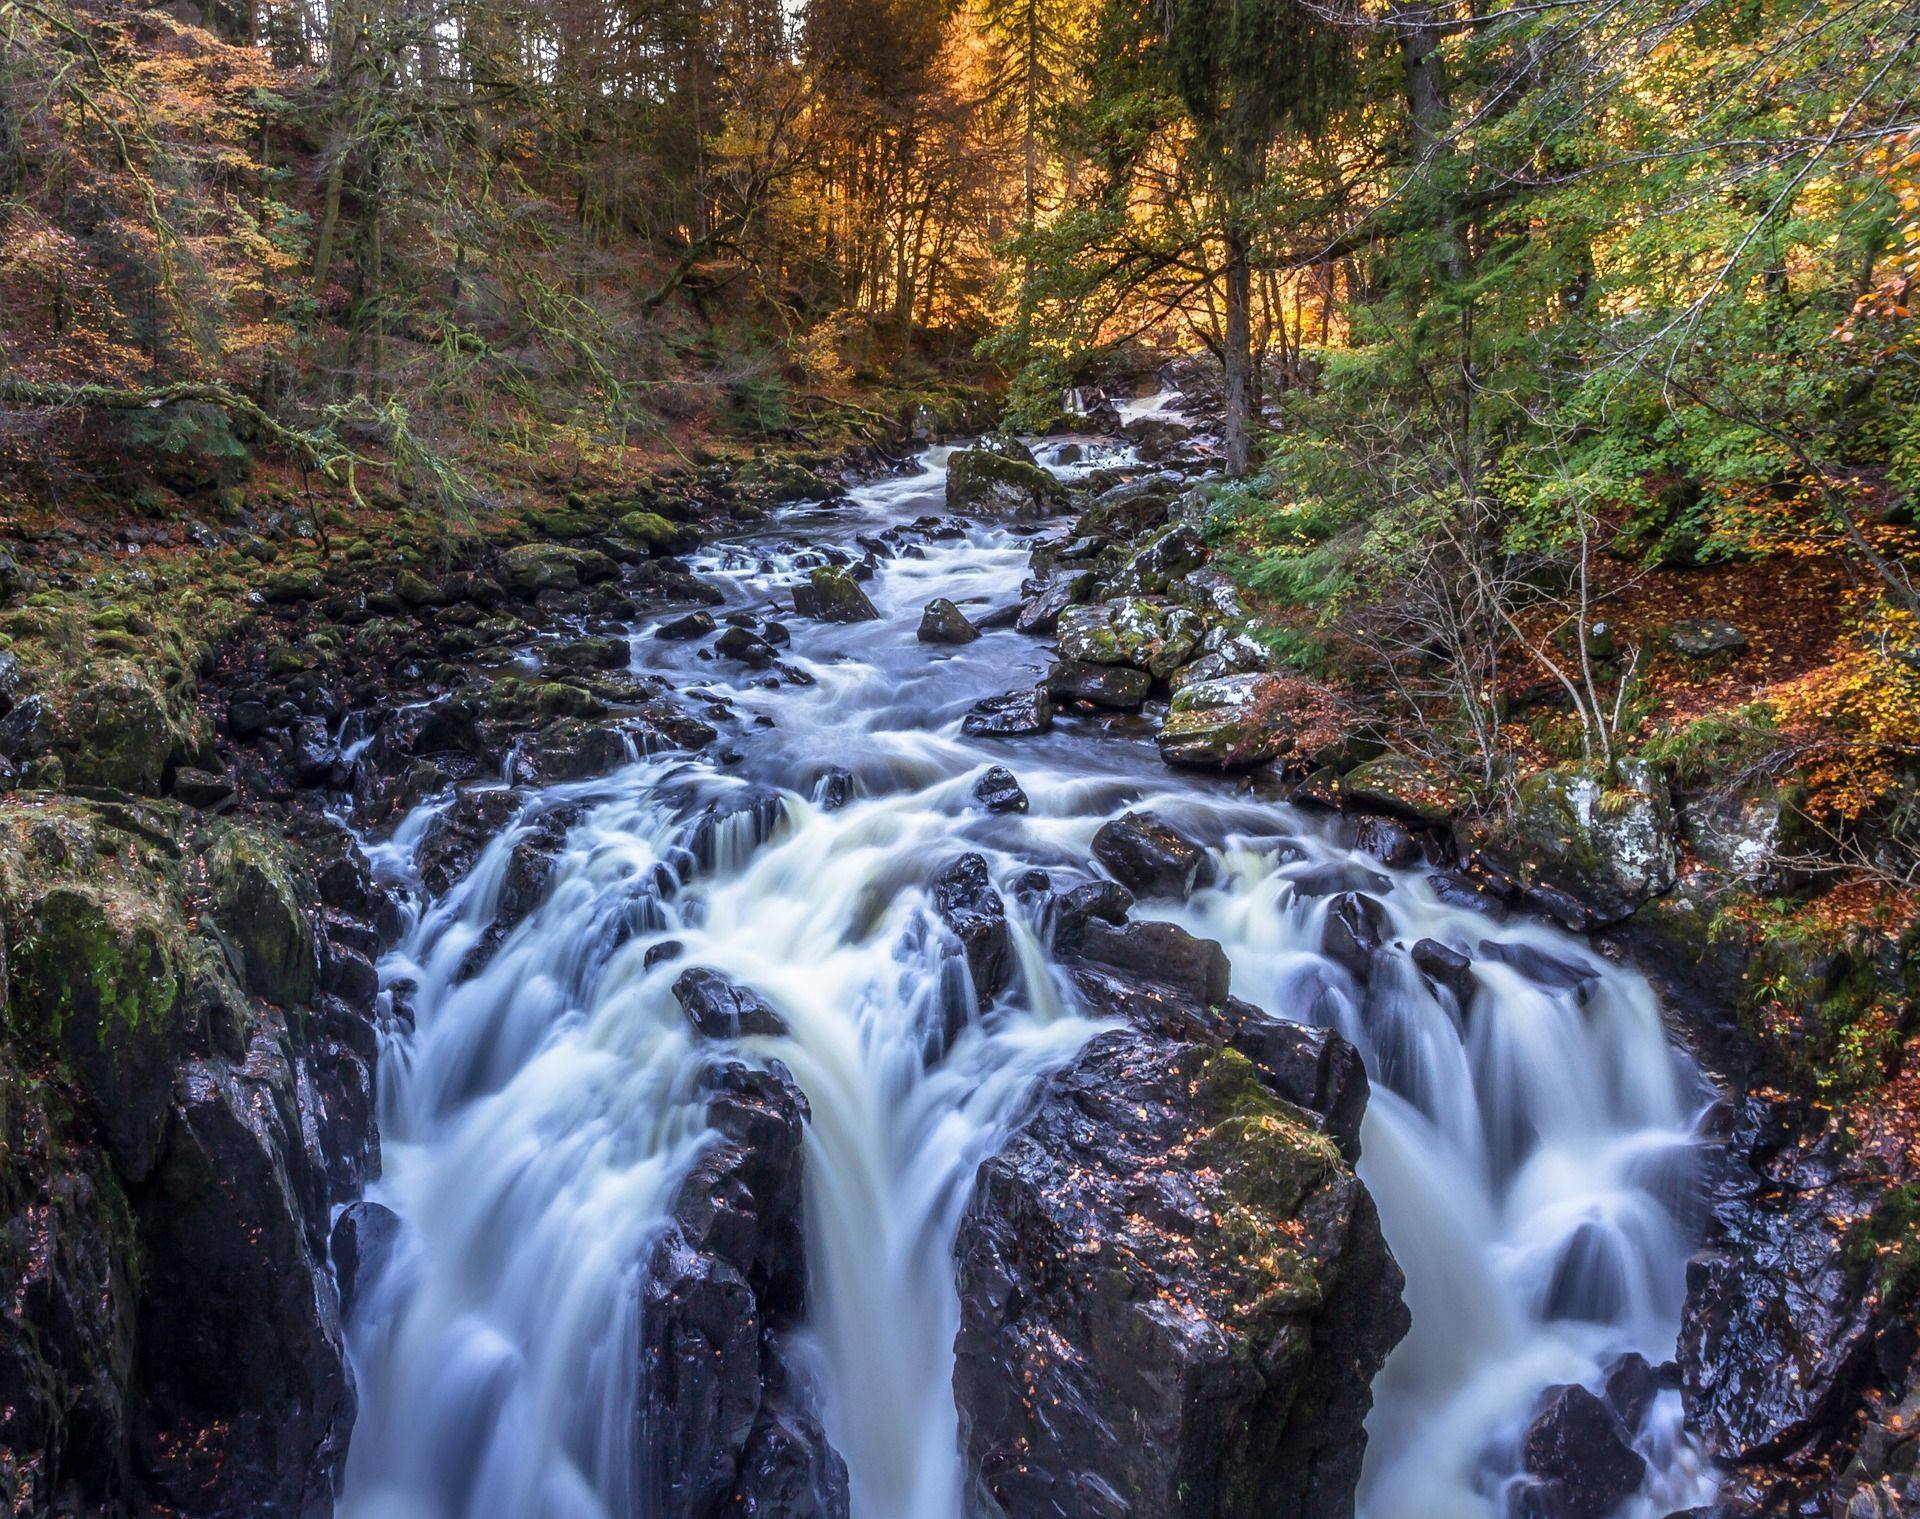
1045 658 1151 709
331 1199 403 1324
546 635 629 670
732 1397 851 1519
1475 939 1601 1002
1519 1384 1647 1519
962 688 1052 738
815 768 856 811
972 766 1029 814
1155 671 1298 769
930 853 1014 1009
1290 861 1391 898
1349 813 1420 867
793 565 880 623
11 883 187 1181
516 718 630 785
1092 810 1215 899
1110 524 1208 596
206 825 318 1005
1014 571 1095 635
657 609 719 640
918 598 980 644
170 765 236 811
1321 892 1389 981
1057 598 1203 680
1410 938 1475 1007
716 625 780 667
945 447 1068 520
1058 917 1230 1032
1046 879 1133 951
1602 1351 1661 1435
953 1025 1407 1519
1218 1001 1372 1162
1665 618 1748 659
134 1049 352 1517
1337 755 1459 825
638 1059 827 1518
673 967 789 1039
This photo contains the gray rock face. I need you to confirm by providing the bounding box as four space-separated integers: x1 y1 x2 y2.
953 1021 1407 1519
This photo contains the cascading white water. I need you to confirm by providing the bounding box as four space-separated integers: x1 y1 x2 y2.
337 432 1719 1519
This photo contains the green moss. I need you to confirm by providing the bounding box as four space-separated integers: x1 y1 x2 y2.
205 826 316 1005
8 885 184 1044
1846 1184 1920 1309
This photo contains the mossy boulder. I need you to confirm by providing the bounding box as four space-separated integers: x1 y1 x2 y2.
498 543 618 595
793 565 879 623
615 510 699 554
8 883 188 1179
58 659 185 793
1057 598 1203 679
1157 672 1299 770
1465 760 1677 926
1338 754 1461 825
205 827 316 1005
954 1025 1406 1519
945 447 1068 520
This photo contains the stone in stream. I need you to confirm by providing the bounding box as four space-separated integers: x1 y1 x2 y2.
1410 937 1475 1007
930 853 1014 1011
331 1199 403 1324
1290 861 1392 899
1044 657 1151 709
715 624 780 667
1092 809 1216 899
673 967 790 1039
1156 672 1297 769
953 1022 1407 1519
638 1058 848 1519
944 445 1069 520
1013 571 1095 635
1321 891 1390 981
961 687 1052 738
917 597 980 644
656 609 718 640
971 765 1029 814
792 564 879 623
1517 1383 1647 1519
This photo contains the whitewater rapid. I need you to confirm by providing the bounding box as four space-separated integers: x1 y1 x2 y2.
335 433 1719 1519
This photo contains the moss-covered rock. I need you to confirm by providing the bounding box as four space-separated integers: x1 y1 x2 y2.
1057 598 1203 679
792 565 879 623
58 660 179 792
205 826 316 1005
615 510 698 553
944 446 1068 520
1157 672 1299 769
1338 754 1462 826
8 883 188 1180
1486 760 1678 924
498 543 617 595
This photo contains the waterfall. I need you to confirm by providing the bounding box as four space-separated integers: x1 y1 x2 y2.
337 441 1719 1519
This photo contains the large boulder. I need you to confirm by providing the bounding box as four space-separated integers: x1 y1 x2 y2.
498 542 617 595
1092 810 1215 900
1109 524 1208 597
1045 659 1151 709
1058 599 1204 681
1517 1383 1648 1519
1157 672 1298 770
918 598 979 644
673 967 790 1039
962 688 1052 738
930 853 1014 1011
953 1025 1407 1519
1464 761 1676 926
59 660 181 792
637 1060 847 1519
945 448 1068 520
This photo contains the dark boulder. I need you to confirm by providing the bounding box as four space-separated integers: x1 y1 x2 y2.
673 967 790 1039
1410 938 1475 1008
716 625 780 668
962 688 1052 738
331 1199 403 1325
1321 892 1390 981
1045 658 1151 709
918 598 980 644
1013 572 1095 635
1057 917 1230 1035
972 766 1028 814
1519 1383 1647 1519
930 854 1014 1010
1091 810 1215 899
953 1025 1407 1519
1217 1000 1371 1163
657 609 719 640
1290 861 1391 898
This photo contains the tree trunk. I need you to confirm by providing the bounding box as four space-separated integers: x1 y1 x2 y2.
1223 218 1253 477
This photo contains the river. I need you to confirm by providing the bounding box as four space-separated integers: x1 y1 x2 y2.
335 423 1720 1519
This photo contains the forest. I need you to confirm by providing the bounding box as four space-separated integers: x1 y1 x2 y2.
2 0 1919 1516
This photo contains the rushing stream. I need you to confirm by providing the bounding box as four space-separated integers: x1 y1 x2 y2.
336 424 1720 1519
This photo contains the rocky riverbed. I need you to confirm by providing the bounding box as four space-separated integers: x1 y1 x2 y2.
0 377 1913 1519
